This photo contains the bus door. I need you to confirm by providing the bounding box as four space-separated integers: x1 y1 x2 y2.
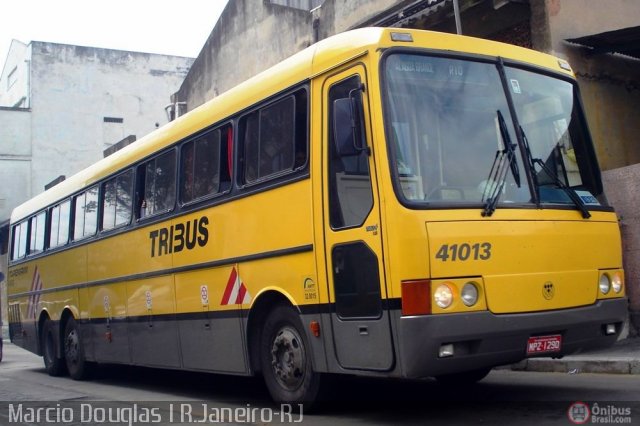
321 67 394 371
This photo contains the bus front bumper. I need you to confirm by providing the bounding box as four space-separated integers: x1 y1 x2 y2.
397 298 628 378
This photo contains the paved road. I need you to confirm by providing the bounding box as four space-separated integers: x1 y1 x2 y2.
1 342 639 425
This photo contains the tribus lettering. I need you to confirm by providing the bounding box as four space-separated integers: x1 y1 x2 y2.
149 216 209 257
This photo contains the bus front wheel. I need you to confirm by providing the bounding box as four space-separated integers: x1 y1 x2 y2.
42 319 65 376
260 305 320 406
64 317 93 380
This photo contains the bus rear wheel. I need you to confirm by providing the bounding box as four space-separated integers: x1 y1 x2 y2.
64 317 93 380
42 319 65 376
260 305 320 406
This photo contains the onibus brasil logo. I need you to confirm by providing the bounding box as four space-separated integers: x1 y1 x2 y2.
568 401 632 424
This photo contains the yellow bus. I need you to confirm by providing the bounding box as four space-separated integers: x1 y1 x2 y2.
6 27 627 405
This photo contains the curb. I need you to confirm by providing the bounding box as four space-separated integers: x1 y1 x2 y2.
511 358 640 375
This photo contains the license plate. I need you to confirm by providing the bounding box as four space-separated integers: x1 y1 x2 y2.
527 335 562 355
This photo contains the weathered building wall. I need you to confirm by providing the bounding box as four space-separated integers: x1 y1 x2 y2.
0 40 30 108
174 0 313 111
312 0 404 40
0 108 32 221
603 165 640 334
0 42 194 224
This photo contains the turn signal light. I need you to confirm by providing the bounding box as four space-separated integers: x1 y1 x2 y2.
401 279 431 316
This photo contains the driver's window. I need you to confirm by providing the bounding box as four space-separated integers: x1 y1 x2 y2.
328 74 373 229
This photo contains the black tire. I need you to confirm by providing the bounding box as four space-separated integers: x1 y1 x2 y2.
260 305 321 407
436 367 492 385
42 319 65 376
64 317 93 380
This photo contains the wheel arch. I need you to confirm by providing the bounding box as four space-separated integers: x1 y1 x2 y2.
246 289 299 373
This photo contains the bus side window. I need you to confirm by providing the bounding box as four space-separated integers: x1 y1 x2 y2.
73 186 98 241
180 126 228 204
10 221 28 260
239 89 307 185
103 169 133 230
29 211 46 255
137 150 176 218
49 200 70 248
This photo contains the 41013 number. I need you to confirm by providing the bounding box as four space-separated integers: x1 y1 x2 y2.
435 242 492 262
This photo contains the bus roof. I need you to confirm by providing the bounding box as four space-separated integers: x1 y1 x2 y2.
10 27 572 223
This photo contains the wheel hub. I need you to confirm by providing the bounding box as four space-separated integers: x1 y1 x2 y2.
270 327 305 390
65 329 79 364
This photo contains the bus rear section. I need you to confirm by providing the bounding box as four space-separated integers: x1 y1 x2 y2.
377 41 627 380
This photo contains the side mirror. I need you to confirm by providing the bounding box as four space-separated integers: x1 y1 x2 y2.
332 86 369 157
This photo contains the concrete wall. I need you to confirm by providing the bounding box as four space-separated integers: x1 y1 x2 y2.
0 42 195 225
173 0 313 111
0 40 30 108
603 165 640 335
0 108 32 220
174 0 409 111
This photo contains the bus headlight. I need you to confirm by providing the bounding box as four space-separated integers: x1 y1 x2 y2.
599 273 611 295
434 284 454 309
611 272 623 294
461 282 479 307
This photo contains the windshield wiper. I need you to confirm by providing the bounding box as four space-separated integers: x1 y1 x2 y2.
482 110 521 217
520 127 591 219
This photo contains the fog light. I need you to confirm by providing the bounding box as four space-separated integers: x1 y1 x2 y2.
599 273 611 295
611 272 623 294
439 343 454 358
605 324 616 335
434 284 454 309
461 282 479 307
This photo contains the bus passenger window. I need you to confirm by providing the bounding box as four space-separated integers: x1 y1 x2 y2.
240 89 307 184
180 126 226 204
49 200 70 248
138 150 176 218
103 170 133 230
29 211 46 254
10 221 28 260
73 186 98 240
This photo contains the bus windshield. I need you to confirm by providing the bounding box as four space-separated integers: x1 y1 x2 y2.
383 53 600 211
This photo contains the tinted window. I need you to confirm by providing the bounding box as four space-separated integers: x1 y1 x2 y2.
180 125 231 204
332 242 382 319
103 170 133 230
138 150 176 218
240 90 307 184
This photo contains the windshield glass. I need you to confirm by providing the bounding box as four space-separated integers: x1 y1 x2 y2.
505 67 594 205
383 53 600 209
